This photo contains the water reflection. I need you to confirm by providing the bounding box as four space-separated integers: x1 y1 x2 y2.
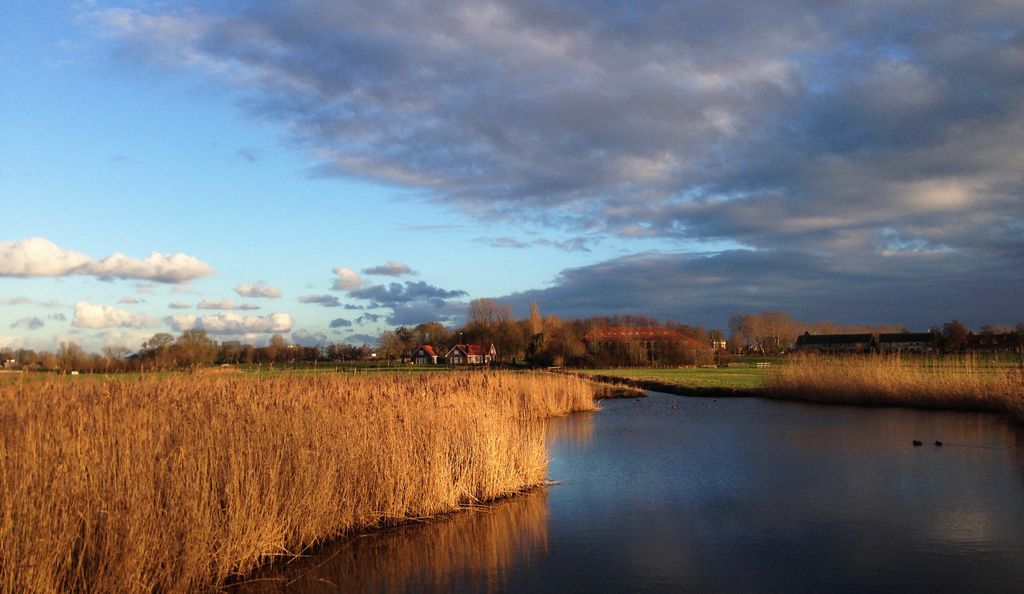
235 490 548 593
239 394 1024 593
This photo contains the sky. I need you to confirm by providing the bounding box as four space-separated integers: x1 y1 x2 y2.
1 1 1022 353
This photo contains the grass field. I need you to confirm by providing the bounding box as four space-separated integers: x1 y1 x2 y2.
578 366 771 390
0 371 595 593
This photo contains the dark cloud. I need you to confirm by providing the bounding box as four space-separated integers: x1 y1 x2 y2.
355 313 382 324
49 313 67 321
297 294 342 307
348 281 467 306
344 333 378 345
329 317 352 328
500 250 1024 330
10 317 44 330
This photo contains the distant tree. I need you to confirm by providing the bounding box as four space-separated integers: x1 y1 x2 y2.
56 341 86 372
174 329 218 368
941 320 969 353
468 298 513 326
529 302 543 336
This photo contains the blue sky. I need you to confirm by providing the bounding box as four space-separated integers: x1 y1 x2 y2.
2 1 1022 352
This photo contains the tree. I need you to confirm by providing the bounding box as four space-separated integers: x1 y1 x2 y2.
174 329 218 368
529 302 543 336
56 341 86 372
468 298 513 326
941 320 969 353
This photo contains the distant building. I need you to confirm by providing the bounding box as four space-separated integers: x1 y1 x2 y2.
446 343 496 365
794 332 874 354
877 333 936 354
967 333 1021 352
412 345 443 365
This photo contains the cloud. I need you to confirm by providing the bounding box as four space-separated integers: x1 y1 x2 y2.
234 281 282 298
291 329 328 346
0 237 91 276
0 237 213 283
499 249 1024 330
168 302 191 309
478 236 593 252
329 317 352 328
331 267 363 290
72 302 156 329
362 261 416 277
197 298 260 310
167 312 294 335
2 296 33 306
10 317 44 330
348 281 467 306
344 333 378 345
298 294 342 307
90 1 1024 321
49 313 67 321
83 251 214 283
235 147 263 163
117 297 141 304
355 313 382 324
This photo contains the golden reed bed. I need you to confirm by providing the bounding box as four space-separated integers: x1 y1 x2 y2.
0 371 595 593
767 355 1024 421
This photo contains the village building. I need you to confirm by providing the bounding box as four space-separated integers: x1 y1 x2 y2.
446 343 497 365
582 326 703 365
794 332 874 354
411 345 443 365
968 333 1022 352
877 333 937 354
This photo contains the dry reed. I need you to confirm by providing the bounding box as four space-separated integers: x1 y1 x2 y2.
767 354 1024 421
0 371 595 593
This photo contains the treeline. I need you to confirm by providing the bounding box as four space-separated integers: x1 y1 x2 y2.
4 301 1020 373
0 330 375 374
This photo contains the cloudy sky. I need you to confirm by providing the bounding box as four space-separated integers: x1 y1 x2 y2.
2 1 1022 352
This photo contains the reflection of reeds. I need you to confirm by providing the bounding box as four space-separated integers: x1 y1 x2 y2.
0 372 594 593
235 489 550 593
767 355 1024 421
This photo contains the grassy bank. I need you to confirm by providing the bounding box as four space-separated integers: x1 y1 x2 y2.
766 355 1024 421
0 371 595 593
578 366 770 395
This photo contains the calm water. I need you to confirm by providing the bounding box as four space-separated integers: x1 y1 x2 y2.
246 393 1024 593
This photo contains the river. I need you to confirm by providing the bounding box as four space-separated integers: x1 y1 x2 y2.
242 392 1024 592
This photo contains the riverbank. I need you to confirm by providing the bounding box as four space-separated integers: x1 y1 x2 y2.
0 371 596 593
766 355 1024 422
580 356 1024 422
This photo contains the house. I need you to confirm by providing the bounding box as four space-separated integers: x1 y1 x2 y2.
967 332 1021 352
794 332 874 354
582 326 703 365
877 333 937 354
446 343 496 365
411 345 443 365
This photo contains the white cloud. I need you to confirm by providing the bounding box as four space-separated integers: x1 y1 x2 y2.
83 251 214 283
0 237 213 283
0 237 91 276
72 302 156 329
167 312 294 335
234 281 283 298
196 298 261 310
332 267 363 290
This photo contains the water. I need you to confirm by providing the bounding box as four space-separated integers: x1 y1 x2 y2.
243 393 1024 592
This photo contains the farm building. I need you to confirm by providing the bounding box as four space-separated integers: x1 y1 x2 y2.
794 332 874 354
877 333 937 354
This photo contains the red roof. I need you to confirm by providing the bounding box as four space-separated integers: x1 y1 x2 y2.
418 345 439 357
582 326 702 348
453 343 491 356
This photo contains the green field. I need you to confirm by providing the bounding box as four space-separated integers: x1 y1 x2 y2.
578 366 771 390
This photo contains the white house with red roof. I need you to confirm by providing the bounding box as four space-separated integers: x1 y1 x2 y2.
446 343 497 365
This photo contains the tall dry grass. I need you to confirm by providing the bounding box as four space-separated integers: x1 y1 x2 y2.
0 371 595 593
767 355 1024 421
